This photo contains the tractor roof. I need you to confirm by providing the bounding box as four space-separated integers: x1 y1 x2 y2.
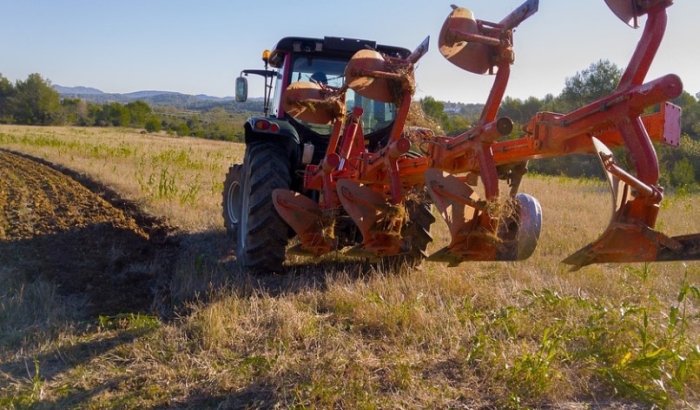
268 36 412 68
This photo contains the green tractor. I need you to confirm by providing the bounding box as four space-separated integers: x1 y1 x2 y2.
224 36 433 273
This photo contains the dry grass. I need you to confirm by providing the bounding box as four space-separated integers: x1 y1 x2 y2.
0 125 243 231
1 124 699 408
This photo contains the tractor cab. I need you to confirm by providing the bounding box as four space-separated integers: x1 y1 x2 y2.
227 36 419 272
236 36 412 155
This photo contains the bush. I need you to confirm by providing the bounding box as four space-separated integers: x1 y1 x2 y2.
145 116 162 133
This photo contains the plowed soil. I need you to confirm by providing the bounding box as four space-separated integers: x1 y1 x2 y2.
0 149 178 316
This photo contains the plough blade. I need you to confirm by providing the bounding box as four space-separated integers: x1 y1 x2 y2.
336 179 405 257
272 189 334 256
425 169 480 242
563 137 700 269
425 169 542 266
563 223 682 269
562 218 700 267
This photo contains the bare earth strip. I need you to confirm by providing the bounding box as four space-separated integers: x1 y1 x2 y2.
0 149 177 316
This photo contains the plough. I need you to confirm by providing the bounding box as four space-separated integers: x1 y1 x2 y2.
230 0 699 272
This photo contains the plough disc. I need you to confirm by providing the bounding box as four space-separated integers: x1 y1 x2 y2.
512 193 543 260
282 81 345 124
345 49 396 103
438 6 492 75
605 0 646 28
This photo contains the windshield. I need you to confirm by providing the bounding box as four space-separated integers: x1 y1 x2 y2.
289 55 397 135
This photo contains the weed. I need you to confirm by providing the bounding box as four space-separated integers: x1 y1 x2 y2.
97 313 161 331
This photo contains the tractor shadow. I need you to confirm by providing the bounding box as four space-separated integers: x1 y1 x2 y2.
163 228 388 311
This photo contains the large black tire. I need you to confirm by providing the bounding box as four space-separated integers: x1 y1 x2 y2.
380 197 435 272
236 143 292 273
222 164 243 239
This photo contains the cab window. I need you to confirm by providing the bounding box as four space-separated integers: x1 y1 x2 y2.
288 55 397 135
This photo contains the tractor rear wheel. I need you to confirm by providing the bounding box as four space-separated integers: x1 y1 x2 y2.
236 142 292 273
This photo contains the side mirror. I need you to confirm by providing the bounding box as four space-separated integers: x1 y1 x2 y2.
235 76 248 102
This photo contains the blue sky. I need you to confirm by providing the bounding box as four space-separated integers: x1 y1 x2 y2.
2 1 698 104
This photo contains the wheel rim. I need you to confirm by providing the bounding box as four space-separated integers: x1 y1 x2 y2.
236 165 252 266
226 178 242 227
515 192 542 260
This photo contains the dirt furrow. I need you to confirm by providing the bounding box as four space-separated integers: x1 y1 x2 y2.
0 150 177 316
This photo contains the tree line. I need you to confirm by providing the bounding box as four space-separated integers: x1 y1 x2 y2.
420 60 700 189
0 73 247 141
3 65 699 188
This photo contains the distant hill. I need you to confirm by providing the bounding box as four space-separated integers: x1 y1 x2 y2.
53 85 480 117
53 85 237 108
53 85 104 95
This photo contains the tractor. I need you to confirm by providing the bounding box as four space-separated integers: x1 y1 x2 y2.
226 35 434 272
227 0 700 274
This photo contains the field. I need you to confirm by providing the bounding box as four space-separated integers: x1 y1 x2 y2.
1 124 699 409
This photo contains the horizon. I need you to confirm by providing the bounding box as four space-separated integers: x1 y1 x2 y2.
52 84 234 98
50 83 481 105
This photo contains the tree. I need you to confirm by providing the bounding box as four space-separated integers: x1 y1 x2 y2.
61 98 88 125
499 96 544 124
672 91 700 139
106 102 130 126
442 115 471 135
671 157 696 188
144 116 162 133
557 59 622 111
0 74 16 123
126 100 152 127
420 96 447 124
11 73 61 125
89 104 108 126
172 121 190 136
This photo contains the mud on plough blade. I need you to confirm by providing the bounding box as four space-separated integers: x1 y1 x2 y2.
425 169 542 266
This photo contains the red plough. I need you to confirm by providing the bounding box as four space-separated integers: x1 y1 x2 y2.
269 0 700 270
425 0 698 269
